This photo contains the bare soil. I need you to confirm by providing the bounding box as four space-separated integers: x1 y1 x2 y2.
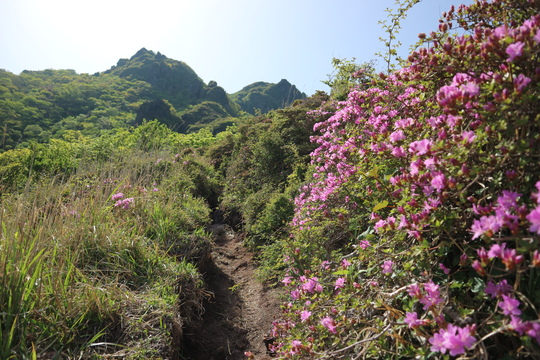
181 225 282 360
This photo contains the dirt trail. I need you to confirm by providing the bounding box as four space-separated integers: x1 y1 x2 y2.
182 225 282 360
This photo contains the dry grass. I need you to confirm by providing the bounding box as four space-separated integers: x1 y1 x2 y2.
0 150 212 359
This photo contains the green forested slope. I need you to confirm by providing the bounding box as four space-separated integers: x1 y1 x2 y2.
0 48 305 151
2 1 540 359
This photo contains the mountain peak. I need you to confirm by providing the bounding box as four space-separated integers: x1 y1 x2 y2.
231 80 306 114
132 47 152 59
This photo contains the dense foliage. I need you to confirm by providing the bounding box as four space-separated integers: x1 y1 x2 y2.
271 0 540 358
231 79 307 115
0 48 304 152
2 1 540 359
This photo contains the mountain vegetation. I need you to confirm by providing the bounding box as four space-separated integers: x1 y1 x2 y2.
231 79 307 115
1 0 540 359
0 48 305 152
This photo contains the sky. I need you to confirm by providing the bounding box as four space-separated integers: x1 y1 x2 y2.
0 0 471 96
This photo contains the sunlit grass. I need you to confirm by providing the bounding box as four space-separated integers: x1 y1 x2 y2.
0 149 212 358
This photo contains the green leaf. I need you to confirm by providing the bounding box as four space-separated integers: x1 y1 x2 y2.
373 200 388 212
471 277 484 293
333 269 349 276
367 166 380 178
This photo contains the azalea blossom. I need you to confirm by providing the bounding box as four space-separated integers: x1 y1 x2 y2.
526 206 540 234
500 295 521 316
506 41 525 62
420 281 444 310
407 283 422 298
334 277 346 290
472 260 487 276
404 312 429 328
382 260 394 274
484 279 512 298
439 263 450 275
111 192 124 200
302 277 323 293
429 324 476 356
300 310 312 322
320 316 337 334
114 197 134 209
514 74 531 93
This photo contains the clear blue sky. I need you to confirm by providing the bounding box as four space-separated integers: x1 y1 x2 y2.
0 0 471 96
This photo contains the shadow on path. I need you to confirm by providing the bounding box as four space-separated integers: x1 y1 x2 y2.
181 225 281 360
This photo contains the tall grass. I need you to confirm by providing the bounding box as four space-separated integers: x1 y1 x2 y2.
0 148 213 359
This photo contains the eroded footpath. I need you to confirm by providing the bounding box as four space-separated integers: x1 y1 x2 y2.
182 225 282 360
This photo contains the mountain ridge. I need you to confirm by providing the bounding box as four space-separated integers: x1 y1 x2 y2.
0 48 308 150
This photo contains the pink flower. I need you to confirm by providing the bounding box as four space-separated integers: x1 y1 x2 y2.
526 207 540 234
500 249 524 271
302 277 322 293
404 312 429 328
472 260 487 276
321 260 331 270
509 315 528 335
461 130 476 143
506 41 525 62
497 191 521 210
532 250 540 267
300 310 312 322
419 281 444 310
429 324 476 356
527 323 540 345
114 197 134 209
407 283 422 298
459 253 469 266
320 316 337 334
439 263 450 275
431 174 446 191
487 243 506 259
391 146 406 157
409 139 432 155
359 240 370 249
410 159 423 175
477 247 489 264
334 277 346 290
484 279 512 298
514 74 531 93
112 192 124 200
461 82 480 97
382 260 394 274
500 295 521 316
470 215 502 239
389 130 406 142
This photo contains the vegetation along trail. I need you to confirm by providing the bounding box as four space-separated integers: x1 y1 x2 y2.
182 224 282 360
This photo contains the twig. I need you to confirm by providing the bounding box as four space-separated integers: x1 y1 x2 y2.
328 323 393 356
379 284 409 298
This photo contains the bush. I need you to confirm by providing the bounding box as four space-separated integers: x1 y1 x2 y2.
273 1 540 358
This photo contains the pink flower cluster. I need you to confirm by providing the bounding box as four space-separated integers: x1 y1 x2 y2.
112 192 134 210
278 4 540 357
403 312 430 328
429 324 476 356
408 281 444 310
470 190 525 239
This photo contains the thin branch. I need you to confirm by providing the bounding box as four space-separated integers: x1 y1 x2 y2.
328 323 393 355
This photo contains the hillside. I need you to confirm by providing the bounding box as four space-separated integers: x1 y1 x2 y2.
0 48 305 151
231 79 307 115
1 1 540 359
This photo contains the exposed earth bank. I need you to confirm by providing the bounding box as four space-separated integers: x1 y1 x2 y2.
182 224 282 359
